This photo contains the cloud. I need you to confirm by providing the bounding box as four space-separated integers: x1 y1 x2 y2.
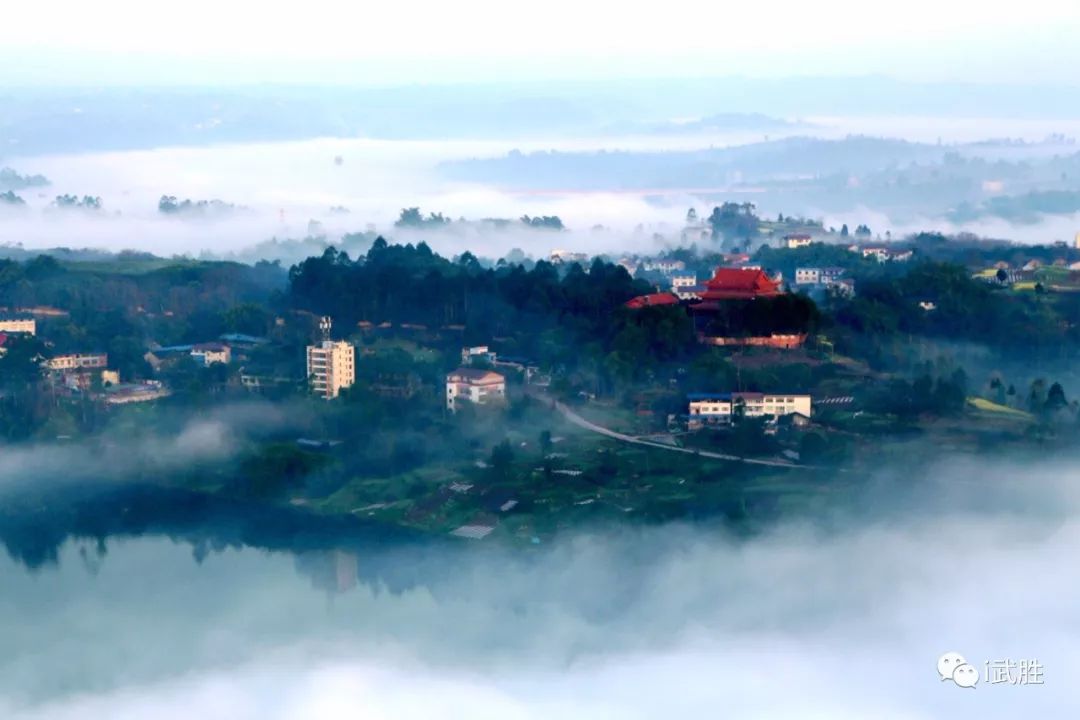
1 456 1078 717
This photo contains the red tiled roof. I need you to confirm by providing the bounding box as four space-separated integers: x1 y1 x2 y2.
624 292 680 309
699 268 781 300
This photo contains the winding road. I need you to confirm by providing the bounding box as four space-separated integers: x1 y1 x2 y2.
547 398 810 469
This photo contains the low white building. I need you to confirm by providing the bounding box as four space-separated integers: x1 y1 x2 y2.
643 259 686 275
446 367 506 411
688 392 812 424
0 317 36 335
46 353 108 371
785 234 813 249
191 343 231 367
795 268 821 285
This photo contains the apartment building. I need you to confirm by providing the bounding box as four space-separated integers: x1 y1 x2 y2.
306 340 356 399
46 353 108 371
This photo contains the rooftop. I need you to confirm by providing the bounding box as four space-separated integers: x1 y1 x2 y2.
624 292 680 309
447 367 505 384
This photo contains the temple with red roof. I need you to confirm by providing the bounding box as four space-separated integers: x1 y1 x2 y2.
697 268 781 301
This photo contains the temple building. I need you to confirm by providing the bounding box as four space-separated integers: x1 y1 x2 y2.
696 268 781 301
690 267 808 349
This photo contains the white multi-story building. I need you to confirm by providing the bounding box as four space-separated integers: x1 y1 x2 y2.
306 340 356 400
785 234 812 249
688 392 812 424
0 317 36 335
794 268 821 285
446 367 506 411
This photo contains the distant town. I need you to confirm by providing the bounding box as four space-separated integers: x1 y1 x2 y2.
3 204 1080 543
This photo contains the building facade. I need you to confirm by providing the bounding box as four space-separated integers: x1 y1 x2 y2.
446 367 506 411
306 340 356 400
688 392 812 424
0 317 36 335
191 343 231 367
46 353 108 371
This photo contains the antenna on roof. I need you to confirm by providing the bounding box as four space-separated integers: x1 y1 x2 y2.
319 316 332 341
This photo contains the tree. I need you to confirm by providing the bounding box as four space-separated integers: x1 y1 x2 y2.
686 208 697 223
1046 382 1068 412
539 429 552 455
490 440 515 481
841 223 850 237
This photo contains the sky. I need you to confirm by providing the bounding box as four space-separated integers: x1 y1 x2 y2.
4 0 1080 86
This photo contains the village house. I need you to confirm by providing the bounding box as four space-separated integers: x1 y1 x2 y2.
670 273 698 297
45 353 108 372
0 316 36 335
462 345 497 365
191 342 231 367
643 259 686 275
785 233 813 249
446 367 506 411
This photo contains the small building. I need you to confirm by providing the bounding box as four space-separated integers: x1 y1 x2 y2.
785 234 813 249
687 392 812 426
0 316 36 335
307 340 356 400
671 274 698 294
191 342 231 367
462 345 497 365
46 353 108 372
643 259 686 275
446 367 506 411
794 268 821 285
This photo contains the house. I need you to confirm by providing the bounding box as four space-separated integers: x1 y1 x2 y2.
862 247 890 262
624 292 680 309
687 392 812 426
191 342 231 367
826 278 856 297
643 259 686 275
794 268 821 285
446 367 506 411
785 234 813 249
0 316 36 335
306 340 355 399
462 345 498 365
918 301 937 312
45 353 108 372
670 274 698 294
